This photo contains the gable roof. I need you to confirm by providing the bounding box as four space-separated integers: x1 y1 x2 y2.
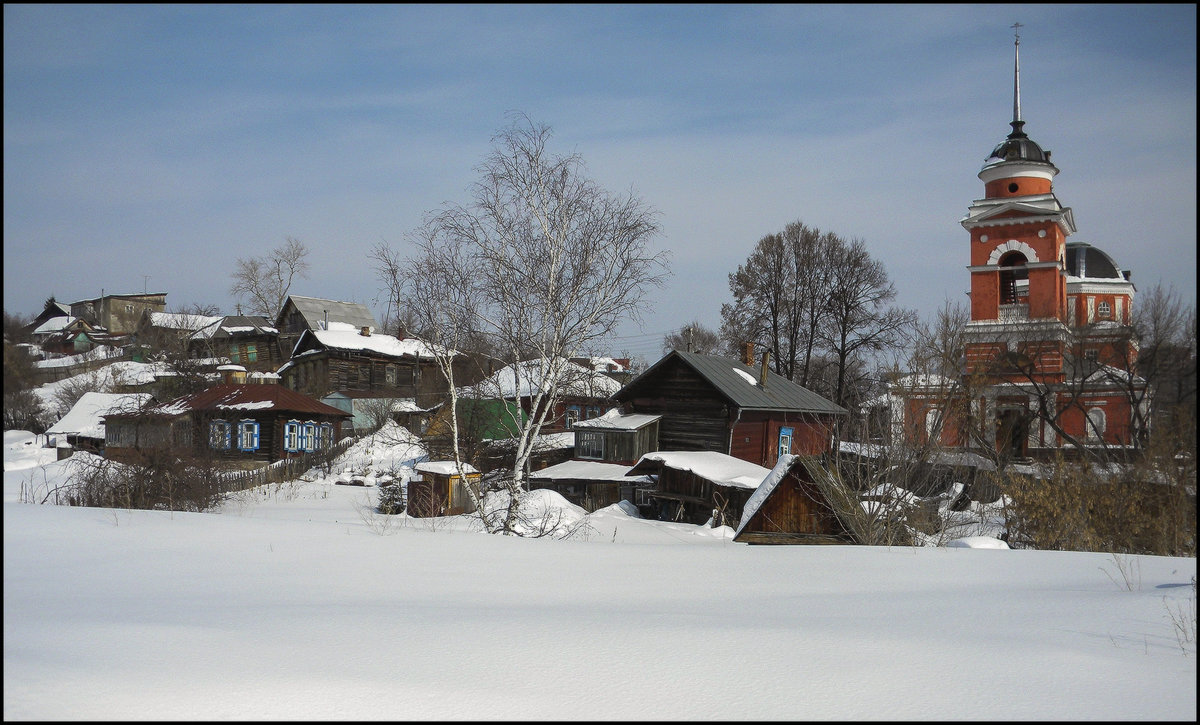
191 315 279 340
116 384 349 419
735 454 799 536
146 311 223 332
617 350 846 415
570 409 660 431
277 295 377 333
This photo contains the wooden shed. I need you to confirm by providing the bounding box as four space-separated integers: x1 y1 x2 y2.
527 460 655 512
406 461 481 517
733 454 848 545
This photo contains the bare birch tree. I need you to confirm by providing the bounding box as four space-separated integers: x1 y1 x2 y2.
229 236 311 319
405 113 669 535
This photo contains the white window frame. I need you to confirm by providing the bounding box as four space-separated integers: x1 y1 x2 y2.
577 431 604 460
1086 407 1106 441
301 422 316 452
284 420 300 451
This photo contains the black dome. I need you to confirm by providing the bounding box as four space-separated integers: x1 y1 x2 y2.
987 121 1051 164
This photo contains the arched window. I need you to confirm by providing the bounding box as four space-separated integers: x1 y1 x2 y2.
998 252 1029 305
1086 407 1106 441
1097 300 1111 319
925 408 942 443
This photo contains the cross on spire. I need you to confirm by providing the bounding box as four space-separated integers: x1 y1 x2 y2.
1009 22 1025 138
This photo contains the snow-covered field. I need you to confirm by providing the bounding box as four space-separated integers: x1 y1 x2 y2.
3 429 1196 720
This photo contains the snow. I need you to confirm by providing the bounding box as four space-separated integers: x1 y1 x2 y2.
2 428 1195 720
637 450 771 489
467 357 622 399
531 459 652 483
416 460 479 475
311 328 448 359
732 366 758 385
215 400 274 411
570 409 660 430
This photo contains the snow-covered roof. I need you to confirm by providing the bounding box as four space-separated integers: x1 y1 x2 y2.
530 460 653 483
416 461 479 476
735 453 798 535
191 315 278 340
304 328 451 360
46 392 153 439
1084 364 1145 385
465 358 622 399
570 409 661 430
32 316 78 335
148 312 222 332
634 451 771 490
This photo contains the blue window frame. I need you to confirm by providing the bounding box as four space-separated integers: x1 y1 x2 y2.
778 426 794 458
301 422 316 452
565 405 581 428
238 420 260 451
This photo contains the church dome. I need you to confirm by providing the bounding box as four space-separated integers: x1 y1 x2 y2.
1065 242 1130 281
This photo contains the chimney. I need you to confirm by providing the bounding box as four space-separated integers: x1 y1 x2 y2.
361 326 370 337
759 348 770 387
742 342 755 366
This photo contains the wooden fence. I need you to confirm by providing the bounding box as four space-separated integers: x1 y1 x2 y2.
213 436 358 494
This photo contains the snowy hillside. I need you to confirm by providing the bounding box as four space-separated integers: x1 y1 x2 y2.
2 429 1196 720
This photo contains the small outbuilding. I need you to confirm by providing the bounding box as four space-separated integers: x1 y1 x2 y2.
406 461 481 517
733 454 848 545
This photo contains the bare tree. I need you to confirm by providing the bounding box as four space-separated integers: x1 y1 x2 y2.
406 112 669 535
229 236 310 319
820 237 918 409
662 320 723 355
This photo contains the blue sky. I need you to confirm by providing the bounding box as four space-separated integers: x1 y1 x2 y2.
4 4 1195 360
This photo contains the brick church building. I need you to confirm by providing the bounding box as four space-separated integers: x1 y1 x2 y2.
884 31 1146 460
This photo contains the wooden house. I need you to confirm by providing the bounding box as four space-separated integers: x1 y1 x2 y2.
39 321 128 356
406 461 481 517
732 454 848 544
103 383 350 467
189 315 283 373
612 349 846 470
278 326 451 406
21 299 72 340
626 450 771 527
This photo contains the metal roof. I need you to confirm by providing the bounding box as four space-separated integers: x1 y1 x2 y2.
113 384 350 419
279 295 377 332
618 350 846 415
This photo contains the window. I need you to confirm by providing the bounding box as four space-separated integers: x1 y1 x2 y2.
246 344 257 363
320 423 334 449
1086 408 1106 441
284 420 301 451
565 405 581 428
238 420 260 451
577 431 604 460
301 422 316 452
925 410 941 443
1097 301 1111 319
998 252 1029 305
229 343 241 364
209 420 231 450
778 426 794 458
385 365 397 386
586 406 602 419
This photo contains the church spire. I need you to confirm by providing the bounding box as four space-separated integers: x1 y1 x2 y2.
1009 22 1026 139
